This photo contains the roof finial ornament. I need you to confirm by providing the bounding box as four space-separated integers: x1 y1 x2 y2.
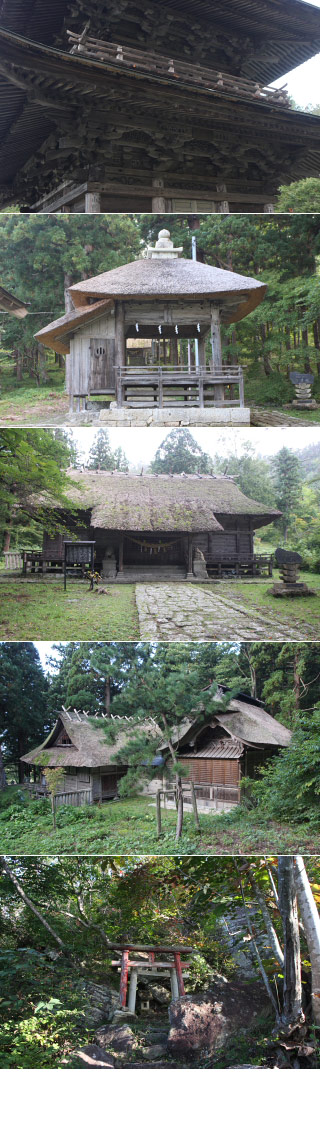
147 229 183 260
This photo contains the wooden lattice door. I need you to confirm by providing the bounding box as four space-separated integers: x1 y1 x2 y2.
89 338 116 390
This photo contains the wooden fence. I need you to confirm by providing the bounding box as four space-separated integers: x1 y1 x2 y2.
26 783 91 807
67 29 289 107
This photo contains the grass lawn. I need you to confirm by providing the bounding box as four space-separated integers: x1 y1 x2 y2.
1 788 319 855
0 581 139 640
217 571 320 636
0 357 68 425
1 572 319 639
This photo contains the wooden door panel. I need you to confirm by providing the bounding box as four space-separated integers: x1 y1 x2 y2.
89 338 116 390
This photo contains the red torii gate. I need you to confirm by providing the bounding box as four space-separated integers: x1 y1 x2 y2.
111 944 193 1011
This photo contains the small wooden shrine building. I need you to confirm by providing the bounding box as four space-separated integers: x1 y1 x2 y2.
21 696 291 812
20 709 161 804
0 285 27 318
0 0 320 212
156 690 292 809
28 468 280 580
35 230 266 421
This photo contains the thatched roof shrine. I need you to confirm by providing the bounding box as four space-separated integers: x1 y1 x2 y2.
35 248 267 364
21 710 161 769
20 696 291 809
1 0 320 211
40 469 280 533
68 257 266 322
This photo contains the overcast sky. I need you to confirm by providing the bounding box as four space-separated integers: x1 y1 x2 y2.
72 426 320 466
274 0 320 105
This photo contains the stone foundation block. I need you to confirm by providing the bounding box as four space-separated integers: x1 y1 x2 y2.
100 407 250 426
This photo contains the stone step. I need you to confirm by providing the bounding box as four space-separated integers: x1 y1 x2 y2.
119 566 186 582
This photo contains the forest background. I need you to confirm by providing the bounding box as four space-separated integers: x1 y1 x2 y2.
1 426 320 572
0 212 320 410
1 854 320 1070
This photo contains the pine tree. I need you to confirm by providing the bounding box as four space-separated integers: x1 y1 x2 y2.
272 447 301 540
0 643 49 780
86 430 114 471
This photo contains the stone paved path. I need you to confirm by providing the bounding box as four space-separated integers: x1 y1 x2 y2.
135 584 309 640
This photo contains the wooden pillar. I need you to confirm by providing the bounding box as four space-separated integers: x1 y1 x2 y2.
128 969 138 1014
216 184 229 213
118 536 124 573
198 335 206 370
174 952 185 996
211 306 223 402
156 789 162 836
187 535 193 577
115 301 126 404
152 177 166 212
187 340 192 372
115 302 126 369
170 968 179 1001
85 192 101 212
172 336 179 366
119 949 129 1007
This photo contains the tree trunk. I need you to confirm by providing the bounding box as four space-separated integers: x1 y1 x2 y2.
51 794 56 831
0 744 7 790
278 856 304 1029
312 320 320 376
248 874 284 967
3 527 11 552
175 775 184 840
16 349 23 382
294 855 320 1027
293 650 301 710
238 875 279 1016
161 712 184 840
64 272 74 394
17 734 26 782
105 675 111 716
1 857 69 952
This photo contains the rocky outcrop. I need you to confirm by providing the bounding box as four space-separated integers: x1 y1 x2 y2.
73 1043 116 1069
95 1024 136 1054
78 980 119 1029
168 984 271 1059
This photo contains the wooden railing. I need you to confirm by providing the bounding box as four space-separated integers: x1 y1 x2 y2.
193 783 240 805
25 782 91 806
116 365 244 409
67 29 290 107
206 553 273 577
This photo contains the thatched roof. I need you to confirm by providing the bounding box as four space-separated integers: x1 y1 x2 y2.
21 711 161 769
69 258 267 325
159 694 292 753
0 284 27 318
45 469 280 533
35 300 112 355
214 699 292 748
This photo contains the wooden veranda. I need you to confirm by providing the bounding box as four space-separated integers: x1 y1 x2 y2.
114 365 244 409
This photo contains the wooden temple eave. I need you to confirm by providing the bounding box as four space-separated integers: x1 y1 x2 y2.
47 0 320 85
1 26 320 208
